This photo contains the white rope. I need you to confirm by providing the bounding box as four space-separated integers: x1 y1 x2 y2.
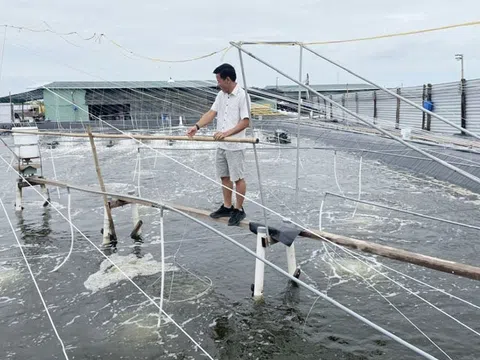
345 248 480 311
50 187 74 272
132 150 138 182
157 208 165 328
318 198 325 231
0 155 215 360
333 151 345 197
351 155 362 218
331 242 480 337
6 154 13 172
302 296 321 334
268 169 480 327
166 218 188 302
323 243 453 360
0 197 70 360
153 150 158 168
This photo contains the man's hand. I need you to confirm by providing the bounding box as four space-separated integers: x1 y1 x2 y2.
186 126 198 137
213 131 228 140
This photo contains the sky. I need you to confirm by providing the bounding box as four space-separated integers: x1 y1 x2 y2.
0 0 479 96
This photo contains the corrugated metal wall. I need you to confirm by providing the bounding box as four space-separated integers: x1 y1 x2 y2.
376 91 397 127
344 92 360 123
466 79 480 134
327 79 480 136
357 91 375 121
331 93 344 121
398 85 424 131
429 82 461 133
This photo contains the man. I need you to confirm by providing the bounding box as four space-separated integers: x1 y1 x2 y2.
186 63 250 226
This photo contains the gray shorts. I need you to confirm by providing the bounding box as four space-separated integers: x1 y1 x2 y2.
216 148 245 182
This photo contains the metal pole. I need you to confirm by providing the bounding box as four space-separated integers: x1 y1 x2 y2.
461 57 464 80
295 45 303 205
15 181 23 211
238 46 270 238
302 45 480 141
253 143 270 237
457 55 465 80
240 41 298 45
157 206 165 328
229 42 480 188
237 47 255 130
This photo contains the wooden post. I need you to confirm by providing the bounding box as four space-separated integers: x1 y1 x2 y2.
373 91 377 124
86 126 117 246
15 181 23 211
286 244 299 277
461 78 467 134
426 84 433 131
102 206 111 245
128 190 142 240
341 94 346 121
284 217 300 279
395 88 401 129
253 226 266 301
421 84 426 130
41 184 50 207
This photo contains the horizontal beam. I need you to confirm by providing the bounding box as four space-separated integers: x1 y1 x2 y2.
0 129 259 144
239 41 299 46
299 229 480 281
27 176 480 281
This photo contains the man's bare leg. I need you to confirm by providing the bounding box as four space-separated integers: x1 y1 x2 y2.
221 176 233 207
234 178 246 209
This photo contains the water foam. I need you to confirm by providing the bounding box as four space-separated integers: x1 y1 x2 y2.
84 253 178 293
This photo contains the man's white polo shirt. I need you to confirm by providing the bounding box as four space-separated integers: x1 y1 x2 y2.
211 84 250 151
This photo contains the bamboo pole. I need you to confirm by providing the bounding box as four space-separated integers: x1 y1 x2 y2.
0 129 259 144
86 126 117 245
26 176 480 281
300 229 480 280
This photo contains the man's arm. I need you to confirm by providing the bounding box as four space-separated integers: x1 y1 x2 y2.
186 110 217 137
213 117 249 140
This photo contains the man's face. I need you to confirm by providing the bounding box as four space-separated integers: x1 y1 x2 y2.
216 73 231 93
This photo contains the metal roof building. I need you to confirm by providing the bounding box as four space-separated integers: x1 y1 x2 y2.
264 83 378 97
1 81 219 127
